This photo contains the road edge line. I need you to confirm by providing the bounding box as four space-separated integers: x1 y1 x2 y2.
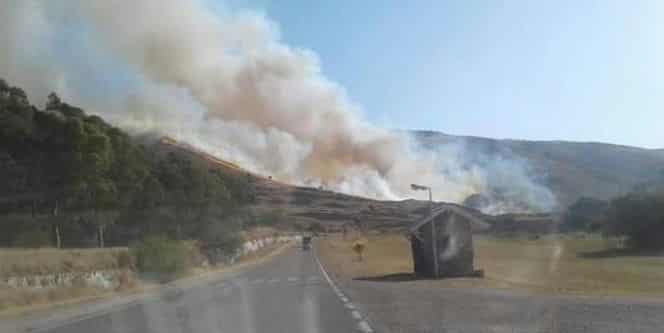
313 239 375 333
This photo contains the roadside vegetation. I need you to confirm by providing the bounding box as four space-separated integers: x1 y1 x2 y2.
0 247 136 313
562 191 664 252
0 78 255 252
0 78 290 313
131 236 192 281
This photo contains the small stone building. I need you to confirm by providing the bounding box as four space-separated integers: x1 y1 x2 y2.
409 204 482 278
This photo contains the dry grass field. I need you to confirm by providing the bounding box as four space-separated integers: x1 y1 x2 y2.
0 241 293 314
0 247 130 278
319 233 664 297
0 247 135 313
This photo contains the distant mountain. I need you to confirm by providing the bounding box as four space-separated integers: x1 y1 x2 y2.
412 130 664 208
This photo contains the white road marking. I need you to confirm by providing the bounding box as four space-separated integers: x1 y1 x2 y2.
308 276 320 281
313 241 374 333
351 310 362 320
268 278 279 284
358 320 373 333
251 279 264 284
288 277 298 282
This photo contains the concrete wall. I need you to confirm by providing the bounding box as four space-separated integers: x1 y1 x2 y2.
3 235 301 291
2 270 129 290
206 235 301 266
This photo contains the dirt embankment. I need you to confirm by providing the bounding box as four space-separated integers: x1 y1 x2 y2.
0 232 294 315
0 248 137 313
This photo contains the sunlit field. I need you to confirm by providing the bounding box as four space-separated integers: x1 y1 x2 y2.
319 233 664 297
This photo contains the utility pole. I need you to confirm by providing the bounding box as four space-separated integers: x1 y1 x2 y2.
411 184 438 277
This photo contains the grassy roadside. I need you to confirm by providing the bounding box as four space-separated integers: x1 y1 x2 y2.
0 241 292 318
319 233 664 297
0 247 131 277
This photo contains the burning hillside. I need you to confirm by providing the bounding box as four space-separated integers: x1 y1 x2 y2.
1 0 555 213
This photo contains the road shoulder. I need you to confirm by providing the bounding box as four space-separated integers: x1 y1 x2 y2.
1 242 293 333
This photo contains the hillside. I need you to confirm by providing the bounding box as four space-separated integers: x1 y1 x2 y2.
413 130 664 208
0 77 584 243
0 79 252 248
157 137 494 232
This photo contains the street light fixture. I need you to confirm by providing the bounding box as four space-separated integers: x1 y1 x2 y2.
410 183 432 203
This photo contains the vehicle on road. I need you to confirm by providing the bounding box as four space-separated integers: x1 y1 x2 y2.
302 236 312 251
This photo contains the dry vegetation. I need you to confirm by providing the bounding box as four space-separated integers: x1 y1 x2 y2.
0 239 292 314
0 247 137 313
0 247 130 278
319 233 664 297
0 285 113 313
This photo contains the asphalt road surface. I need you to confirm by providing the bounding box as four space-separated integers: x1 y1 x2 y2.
339 276 664 333
17 242 664 333
33 245 365 333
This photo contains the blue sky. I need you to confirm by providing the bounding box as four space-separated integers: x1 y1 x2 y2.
219 1 663 148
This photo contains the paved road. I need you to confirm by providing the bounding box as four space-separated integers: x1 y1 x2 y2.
339 278 664 333
33 246 364 333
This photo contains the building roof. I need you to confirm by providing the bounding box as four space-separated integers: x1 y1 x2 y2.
409 203 490 233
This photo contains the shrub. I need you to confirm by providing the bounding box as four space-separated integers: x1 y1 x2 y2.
131 235 191 280
562 197 609 232
605 193 664 250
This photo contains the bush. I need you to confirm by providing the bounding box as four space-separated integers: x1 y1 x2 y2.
562 197 608 232
197 221 243 265
605 193 664 250
131 235 191 280
13 230 52 248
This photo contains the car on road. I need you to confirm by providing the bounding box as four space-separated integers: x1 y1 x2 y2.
302 236 312 251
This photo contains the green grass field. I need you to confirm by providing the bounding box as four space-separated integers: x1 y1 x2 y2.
320 233 664 297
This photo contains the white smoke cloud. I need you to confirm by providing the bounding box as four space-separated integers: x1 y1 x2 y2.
0 0 556 212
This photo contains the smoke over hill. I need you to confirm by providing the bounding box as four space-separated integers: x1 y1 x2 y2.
0 0 556 213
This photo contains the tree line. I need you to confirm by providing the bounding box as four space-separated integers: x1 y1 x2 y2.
0 78 254 249
562 181 664 251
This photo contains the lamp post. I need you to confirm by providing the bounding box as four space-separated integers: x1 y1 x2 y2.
411 183 438 277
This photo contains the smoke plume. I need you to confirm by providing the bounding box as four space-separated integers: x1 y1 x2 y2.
0 0 556 213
